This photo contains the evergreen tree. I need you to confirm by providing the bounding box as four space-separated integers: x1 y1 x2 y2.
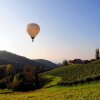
95 48 99 60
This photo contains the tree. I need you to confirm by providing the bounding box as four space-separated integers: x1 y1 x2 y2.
23 65 35 82
95 48 99 60
6 64 14 76
6 64 14 88
62 60 68 66
0 65 6 79
12 72 36 91
12 65 43 91
33 66 41 88
11 73 24 91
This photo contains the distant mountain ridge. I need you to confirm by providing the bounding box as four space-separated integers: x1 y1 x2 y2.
0 51 59 72
35 59 59 69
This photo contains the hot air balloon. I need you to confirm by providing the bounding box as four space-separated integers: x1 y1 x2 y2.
27 23 40 42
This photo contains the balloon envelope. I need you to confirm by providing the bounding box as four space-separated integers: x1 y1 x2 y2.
27 23 40 41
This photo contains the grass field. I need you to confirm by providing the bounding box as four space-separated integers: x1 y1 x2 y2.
0 76 100 100
0 60 100 100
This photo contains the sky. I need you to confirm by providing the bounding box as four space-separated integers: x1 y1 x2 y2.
0 0 100 63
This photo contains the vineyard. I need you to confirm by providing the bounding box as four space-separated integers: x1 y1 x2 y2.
42 59 100 85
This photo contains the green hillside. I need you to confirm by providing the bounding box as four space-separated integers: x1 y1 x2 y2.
0 59 100 99
0 81 100 100
90 59 100 64
42 59 100 85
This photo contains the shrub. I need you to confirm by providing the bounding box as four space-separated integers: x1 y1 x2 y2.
62 60 68 66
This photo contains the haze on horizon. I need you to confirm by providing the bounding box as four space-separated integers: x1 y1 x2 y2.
0 0 100 63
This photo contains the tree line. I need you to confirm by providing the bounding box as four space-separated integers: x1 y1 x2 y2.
0 64 45 91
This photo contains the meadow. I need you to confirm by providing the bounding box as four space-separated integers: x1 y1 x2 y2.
0 81 100 100
0 59 100 99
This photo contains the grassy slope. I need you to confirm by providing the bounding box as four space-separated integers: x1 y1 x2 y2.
42 59 100 84
0 59 100 99
43 75 62 88
0 81 100 100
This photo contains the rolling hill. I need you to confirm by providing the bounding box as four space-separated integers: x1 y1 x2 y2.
0 51 59 72
35 59 60 70
0 53 100 99
42 59 100 85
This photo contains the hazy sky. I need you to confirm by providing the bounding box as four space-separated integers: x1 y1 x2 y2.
0 0 100 63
